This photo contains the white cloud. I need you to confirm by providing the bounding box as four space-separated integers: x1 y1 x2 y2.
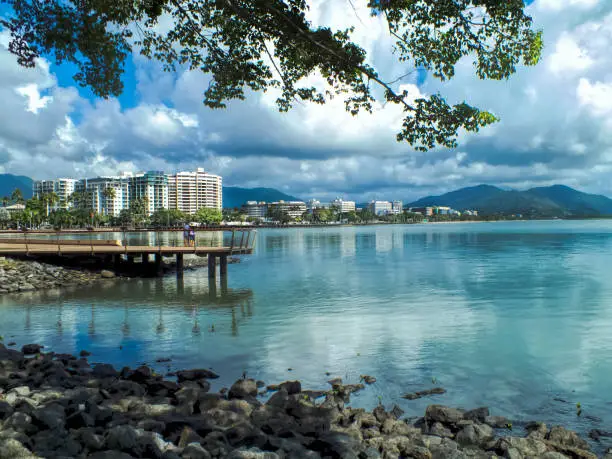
548 33 593 74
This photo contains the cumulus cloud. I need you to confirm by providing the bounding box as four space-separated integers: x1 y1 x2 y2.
2 0 612 202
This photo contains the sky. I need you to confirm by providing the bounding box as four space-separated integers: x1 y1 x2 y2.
0 0 612 202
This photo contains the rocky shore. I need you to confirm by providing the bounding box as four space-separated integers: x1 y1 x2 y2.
0 344 607 459
0 258 117 295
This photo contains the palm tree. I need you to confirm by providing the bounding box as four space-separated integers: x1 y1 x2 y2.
1 196 9 207
10 188 24 205
42 192 59 217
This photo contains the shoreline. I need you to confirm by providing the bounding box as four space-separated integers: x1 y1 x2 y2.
0 255 239 295
0 344 607 458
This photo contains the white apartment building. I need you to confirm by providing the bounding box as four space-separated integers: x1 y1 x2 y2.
331 198 356 213
368 200 393 216
33 178 78 210
167 168 222 213
76 176 129 217
268 200 307 219
242 201 268 220
391 201 403 215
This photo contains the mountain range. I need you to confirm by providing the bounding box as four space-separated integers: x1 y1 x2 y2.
407 184 612 217
0 174 300 209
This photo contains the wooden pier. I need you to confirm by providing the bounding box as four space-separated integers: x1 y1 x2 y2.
0 229 256 278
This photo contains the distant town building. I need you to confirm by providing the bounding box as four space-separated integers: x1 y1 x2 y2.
33 178 78 210
368 200 392 216
75 176 129 217
4 203 25 214
331 198 356 213
242 201 268 220
391 201 403 215
167 168 222 213
268 201 307 219
408 206 434 216
463 210 478 216
307 199 324 212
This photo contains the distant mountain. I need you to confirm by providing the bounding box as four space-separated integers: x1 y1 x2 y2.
0 174 33 199
408 184 612 217
223 187 300 209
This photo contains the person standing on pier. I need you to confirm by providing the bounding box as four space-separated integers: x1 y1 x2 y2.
183 224 190 246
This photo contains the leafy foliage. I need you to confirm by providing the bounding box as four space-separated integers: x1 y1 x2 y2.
1 0 542 150
194 207 223 225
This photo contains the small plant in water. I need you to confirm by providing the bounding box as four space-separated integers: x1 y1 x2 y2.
506 422 512 430
431 377 437 384
377 395 383 406
576 402 582 416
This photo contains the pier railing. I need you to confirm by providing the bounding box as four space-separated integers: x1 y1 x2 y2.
0 228 257 256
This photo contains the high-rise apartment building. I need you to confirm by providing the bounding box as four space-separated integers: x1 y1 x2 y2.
75 176 130 217
167 168 222 213
129 171 169 215
33 178 78 210
391 201 403 215
368 200 393 216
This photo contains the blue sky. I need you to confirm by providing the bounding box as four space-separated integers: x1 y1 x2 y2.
1 0 612 202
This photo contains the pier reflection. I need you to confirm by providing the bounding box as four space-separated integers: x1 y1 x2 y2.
0 274 254 340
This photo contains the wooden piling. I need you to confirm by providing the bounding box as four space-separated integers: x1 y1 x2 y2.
220 255 228 277
175 253 183 277
208 255 217 279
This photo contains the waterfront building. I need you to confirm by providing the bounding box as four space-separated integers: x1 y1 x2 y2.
464 210 478 216
242 201 268 220
408 206 434 216
167 168 222 213
75 176 130 217
268 200 307 219
129 171 168 215
331 198 356 213
368 200 392 216
307 199 324 212
391 201 403 215
4 203 25 214
33 178 78 210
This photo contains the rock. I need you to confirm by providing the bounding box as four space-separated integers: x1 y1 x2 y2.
589 429 612 441
100 270 116 278
176 369 219 381
327 377 343 386
227 447 280 458
255 380 265 388
88 452 135 459
80 350 91 357
497 437 548 457
429 422 453 438
105 425 139 451
280 380 302 395
547 426 589 450
92 363 119 378
541 453 571 459
456 423 494 447
485 415 509 428
229 379 258 399
32 403 65 430
526 421 548 439
79 428 105 450
0 439 38 459
182 443 212 459
0 401 14 420
425 405 464 424
403 387 446 400
4 411 36 434
463 407 490 423
21 343 43 355
360 375 377 384
129 365 152 383
66 410 95 429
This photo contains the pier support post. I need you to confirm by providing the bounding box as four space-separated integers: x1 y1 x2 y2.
176 253 184 277
142 253 150 266
114 254 121 271
220 255 228 277
155 253 164 277
127 255 135 265
208 255 217 279
220 274 228 296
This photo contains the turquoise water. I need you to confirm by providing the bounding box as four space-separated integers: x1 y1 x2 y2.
2 221 612 440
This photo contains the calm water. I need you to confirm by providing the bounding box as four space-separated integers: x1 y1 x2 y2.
2 221 612 440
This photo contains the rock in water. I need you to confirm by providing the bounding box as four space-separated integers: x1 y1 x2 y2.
100 270 116 279
176 369 220 381
402 387 446 400
425 405 464 424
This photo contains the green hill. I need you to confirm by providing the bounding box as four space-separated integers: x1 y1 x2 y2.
0 174 33 199
223 187 300 209
408 184 612 217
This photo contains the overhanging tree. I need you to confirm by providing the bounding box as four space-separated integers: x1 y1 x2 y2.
1 0 542 150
